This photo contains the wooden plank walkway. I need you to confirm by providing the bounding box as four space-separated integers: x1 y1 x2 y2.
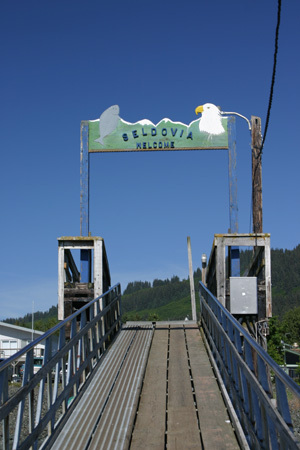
51 322 241 450
131 323 240 449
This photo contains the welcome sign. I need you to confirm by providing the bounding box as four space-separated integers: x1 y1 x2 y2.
87 104 229 152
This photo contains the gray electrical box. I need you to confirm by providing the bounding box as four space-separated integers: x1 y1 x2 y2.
229 277 257 314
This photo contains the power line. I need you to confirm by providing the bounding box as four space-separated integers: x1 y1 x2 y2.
261 0 282 153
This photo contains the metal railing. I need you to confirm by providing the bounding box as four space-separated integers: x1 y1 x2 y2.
199 281 300 449
0 284 121 450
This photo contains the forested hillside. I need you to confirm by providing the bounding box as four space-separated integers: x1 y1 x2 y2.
270 245 300 316
4 306 59 331
3 245 300 328
121 270 201 322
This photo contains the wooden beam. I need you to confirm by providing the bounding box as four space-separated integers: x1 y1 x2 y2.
65 249 80 282
264 240 272 318
187 237 196 321
216 237 226 307
80 121 89 237
227 116 238 234
58 245 65 320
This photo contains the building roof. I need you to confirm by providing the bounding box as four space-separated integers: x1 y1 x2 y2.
0 321 44 336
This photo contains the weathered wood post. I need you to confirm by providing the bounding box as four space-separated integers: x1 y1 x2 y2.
251 116 263 233
187 236 197 321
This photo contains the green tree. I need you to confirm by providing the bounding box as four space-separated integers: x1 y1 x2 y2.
123 281 151 295
282 306 300 344
267 316 284 365
147 313 160 321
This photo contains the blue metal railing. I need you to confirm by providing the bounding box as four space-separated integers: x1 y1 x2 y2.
0 284 121 450
199 281 300 449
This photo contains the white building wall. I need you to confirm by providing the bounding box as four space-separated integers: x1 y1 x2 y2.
0 322 45 359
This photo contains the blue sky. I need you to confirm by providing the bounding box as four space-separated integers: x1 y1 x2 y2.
0 1 299 319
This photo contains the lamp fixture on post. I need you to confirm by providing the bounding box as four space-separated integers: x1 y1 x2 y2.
201 253 207 286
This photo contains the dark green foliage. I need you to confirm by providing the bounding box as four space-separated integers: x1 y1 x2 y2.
121 270 201 321
122 278 192 314
152 276 180 287
239 249 253 275
271 245 300 317
266 307 300 363
123 281 151 295
281 306 300 344
271 245 300 290
4 305 58 331
152 279 165 288
266 316 284 364
122 294 196 322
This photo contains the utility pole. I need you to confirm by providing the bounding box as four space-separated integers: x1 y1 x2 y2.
251 116 263 233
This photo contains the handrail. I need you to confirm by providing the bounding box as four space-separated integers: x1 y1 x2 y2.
0 284 122 450
199 281 300 449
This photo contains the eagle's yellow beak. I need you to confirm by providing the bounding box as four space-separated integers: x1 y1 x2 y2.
195 105 204 115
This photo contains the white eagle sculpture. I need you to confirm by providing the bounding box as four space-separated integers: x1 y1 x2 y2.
195 103 225 135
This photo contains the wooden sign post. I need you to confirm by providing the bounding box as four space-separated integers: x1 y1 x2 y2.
80 104 241 279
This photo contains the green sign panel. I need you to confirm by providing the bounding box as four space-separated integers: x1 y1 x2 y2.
87 104 228 153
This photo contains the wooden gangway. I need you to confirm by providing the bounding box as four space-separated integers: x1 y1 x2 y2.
52 322 240 449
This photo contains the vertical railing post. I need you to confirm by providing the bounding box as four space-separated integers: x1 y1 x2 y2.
13 349 34 449
0 368 9 449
